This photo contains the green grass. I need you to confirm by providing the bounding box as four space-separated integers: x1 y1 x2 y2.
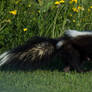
0 0 92 92
0 70 92 92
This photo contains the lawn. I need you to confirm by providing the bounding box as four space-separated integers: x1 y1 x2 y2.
0 70 92 92
0 0 92 92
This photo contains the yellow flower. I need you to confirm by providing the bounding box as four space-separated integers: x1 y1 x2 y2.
73 19 76 22
38 10 40 13
90 6 92 8
77 6 84 11
69 1 73 4
73 0 77 3
88 8 91 12
60 0 64 3
7 19 11 23
28 4 31 7
88 6 92 12
55 1 60 5
9 10 17 15
24 28 28 32
69 14 72 17
69 0 77 4
72 7 78 12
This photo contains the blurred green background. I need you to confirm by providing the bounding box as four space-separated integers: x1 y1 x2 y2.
0 0 92 52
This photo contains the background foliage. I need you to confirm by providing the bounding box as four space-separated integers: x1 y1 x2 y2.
0 0 92 52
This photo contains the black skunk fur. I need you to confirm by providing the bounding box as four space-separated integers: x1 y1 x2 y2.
0 30 92 72
61 30 92 72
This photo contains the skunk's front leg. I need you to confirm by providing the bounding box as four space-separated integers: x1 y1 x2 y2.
62 45 84 72
63 66 70 72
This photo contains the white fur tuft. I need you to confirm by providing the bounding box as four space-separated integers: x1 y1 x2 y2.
0 51 13 66
65 30 92 37
56 40 64 49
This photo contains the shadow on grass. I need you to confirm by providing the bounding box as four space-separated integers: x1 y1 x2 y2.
1 56 92 72
83 62 92 72
0 56 65 72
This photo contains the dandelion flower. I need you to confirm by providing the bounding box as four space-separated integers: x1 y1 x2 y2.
69 14 72 17
55 1 60 5
28 4 31 7
38 10 40 13
78 6 84 11
24 28 28 32
73 19 76 22
9 10 17 15
72 7 78 12
69 1 73 4
88 8 91 12
73 0 77 3
69 0 77 4
60 0 64 3
90 6 92 8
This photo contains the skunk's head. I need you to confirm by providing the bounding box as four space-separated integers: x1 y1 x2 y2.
56 29 92 53
56 29 92 50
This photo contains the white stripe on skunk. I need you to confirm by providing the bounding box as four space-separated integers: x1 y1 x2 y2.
65 30 92 37
56 40 64 49
0 51 13 66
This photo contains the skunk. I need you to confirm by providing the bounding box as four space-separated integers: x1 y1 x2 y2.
0 30 92 72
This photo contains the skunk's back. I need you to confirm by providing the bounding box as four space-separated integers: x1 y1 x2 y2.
65 30 92 38
64 30 92 55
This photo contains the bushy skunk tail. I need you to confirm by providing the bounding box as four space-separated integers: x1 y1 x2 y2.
0 36 60 67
